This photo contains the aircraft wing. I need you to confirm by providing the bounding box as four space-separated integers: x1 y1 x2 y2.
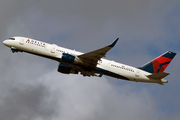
78 38 119 68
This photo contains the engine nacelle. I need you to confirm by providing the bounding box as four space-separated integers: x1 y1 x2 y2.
57 63 78 74
61 53 82 64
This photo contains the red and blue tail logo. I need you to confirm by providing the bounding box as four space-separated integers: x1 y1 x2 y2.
140 51 176 73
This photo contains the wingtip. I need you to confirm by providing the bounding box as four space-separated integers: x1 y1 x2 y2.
109 38 119 47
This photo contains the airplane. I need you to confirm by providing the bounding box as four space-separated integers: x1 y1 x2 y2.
3 37 176 85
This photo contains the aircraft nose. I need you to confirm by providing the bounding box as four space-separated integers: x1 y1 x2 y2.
3 40 9 46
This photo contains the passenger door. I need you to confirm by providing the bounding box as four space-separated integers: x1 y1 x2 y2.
135 70 139 77
51 44 56 53
19 38 24 45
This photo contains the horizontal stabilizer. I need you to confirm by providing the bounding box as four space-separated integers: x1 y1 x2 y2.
146 72 170 80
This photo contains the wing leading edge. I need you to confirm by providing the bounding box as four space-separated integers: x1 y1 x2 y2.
78 38 119 68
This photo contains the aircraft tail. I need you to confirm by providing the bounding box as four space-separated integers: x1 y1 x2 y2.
139 51 176 73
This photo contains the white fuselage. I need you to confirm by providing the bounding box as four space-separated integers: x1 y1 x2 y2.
3 37 168 84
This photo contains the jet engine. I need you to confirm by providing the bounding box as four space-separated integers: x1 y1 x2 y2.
57 63 78 74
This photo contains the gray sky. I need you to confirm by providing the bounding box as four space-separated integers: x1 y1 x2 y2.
0 0 180 120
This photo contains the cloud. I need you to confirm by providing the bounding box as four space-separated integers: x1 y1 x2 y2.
37 70 161 120
0 84 58 120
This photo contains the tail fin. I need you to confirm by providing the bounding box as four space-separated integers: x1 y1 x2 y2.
139 51 176 73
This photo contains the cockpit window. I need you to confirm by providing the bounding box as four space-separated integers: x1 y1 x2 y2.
9 38 15 40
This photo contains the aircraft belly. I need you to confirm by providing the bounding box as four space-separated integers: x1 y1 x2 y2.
95 67 130 80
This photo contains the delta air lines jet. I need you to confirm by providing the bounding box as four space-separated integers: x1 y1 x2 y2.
3 37 176 85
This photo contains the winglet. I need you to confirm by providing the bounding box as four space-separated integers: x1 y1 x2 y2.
108 38 119 47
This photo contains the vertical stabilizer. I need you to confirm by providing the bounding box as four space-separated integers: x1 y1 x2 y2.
139 51 176 73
